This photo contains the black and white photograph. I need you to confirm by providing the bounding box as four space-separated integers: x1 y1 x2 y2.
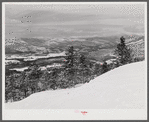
2 2 147 120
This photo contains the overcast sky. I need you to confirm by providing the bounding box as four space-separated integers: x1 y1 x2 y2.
5 3 145 38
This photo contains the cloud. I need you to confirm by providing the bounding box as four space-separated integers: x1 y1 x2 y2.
5 18 21 24
5 3 145 38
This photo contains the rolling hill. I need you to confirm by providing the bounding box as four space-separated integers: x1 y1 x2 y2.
5 61 146 109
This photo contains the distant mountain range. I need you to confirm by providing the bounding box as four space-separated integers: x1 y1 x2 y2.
5 34 144 62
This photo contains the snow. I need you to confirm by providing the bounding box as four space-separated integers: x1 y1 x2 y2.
105 59 117 65
5 60 20 65
105 60 113 65
47 51 66 57
24 57 37 61
39 64 62 70
47 63 61 68
126 39 144 46
5 61 146 109
24 52 66 61
9 67 28 72
8 55 27 59
39 66 47 71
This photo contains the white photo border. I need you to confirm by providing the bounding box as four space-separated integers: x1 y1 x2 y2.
2 2 147 120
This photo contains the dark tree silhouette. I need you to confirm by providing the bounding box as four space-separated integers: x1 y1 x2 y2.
101 62 108 73
64 46 83 86
115 36 133 65
79 54 87 83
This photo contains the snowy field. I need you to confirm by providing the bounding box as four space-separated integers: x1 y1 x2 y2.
5 61 146 109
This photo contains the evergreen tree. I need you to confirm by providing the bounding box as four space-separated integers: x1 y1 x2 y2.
93 63 101 76
79 54 87 83
115 36 133 65
28 64 42 80
64 46 79 87
5 75 14 102
80 55 86 66
101 62 108 74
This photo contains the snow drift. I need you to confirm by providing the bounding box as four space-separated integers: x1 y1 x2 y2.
5 61 146 109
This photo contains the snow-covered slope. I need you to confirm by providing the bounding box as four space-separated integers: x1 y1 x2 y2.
5 61 146 109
